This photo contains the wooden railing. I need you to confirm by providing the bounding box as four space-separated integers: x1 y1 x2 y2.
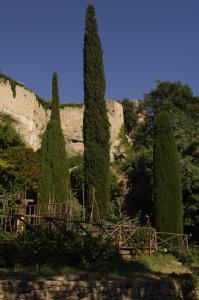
156 232 189 252
0 203 189 253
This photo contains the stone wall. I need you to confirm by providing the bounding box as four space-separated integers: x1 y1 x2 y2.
0 276 197 300
0 79 124 157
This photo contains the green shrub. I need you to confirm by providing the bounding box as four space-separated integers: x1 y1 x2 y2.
170 273 198 300
0 229 119 271
173 248 199 266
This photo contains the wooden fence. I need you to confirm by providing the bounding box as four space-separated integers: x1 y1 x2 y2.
0 202 188 253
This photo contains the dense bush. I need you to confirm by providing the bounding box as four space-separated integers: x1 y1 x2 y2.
0 229 119 271
0 121 40 196
170 273 198 300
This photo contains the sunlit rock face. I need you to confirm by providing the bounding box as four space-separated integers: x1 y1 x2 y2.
0 80 124 158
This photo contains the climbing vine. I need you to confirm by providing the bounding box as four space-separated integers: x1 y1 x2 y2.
0 73 21 98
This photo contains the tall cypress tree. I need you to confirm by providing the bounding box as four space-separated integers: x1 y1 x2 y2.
39 72 70 206
83 4 110 220
153 111 183 233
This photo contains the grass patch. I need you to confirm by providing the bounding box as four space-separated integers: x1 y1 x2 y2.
138 253 190 274
0 253 193 280
0 261 150 281
36 98 83 110
60 102 83 108
36 98 84 110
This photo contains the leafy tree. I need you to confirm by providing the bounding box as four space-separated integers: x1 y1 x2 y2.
126 148 153 223
39 73 70 205
144 81 199 239
2 147 40 195
69 155 84 203
0 121 23 150
144 80 196 116
153 111 183 233
83 4 110 220
125 81 199 241
0 121 40 196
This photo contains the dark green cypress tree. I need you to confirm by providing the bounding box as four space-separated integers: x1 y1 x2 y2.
51 73 60 121
83 4 110 220
39 72 70 206
153 111 183 233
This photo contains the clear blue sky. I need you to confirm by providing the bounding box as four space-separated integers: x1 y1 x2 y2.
0 0 198 102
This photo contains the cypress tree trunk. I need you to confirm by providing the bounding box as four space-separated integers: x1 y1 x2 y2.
39 73 70 207
153 111 183 233
83 4 110 220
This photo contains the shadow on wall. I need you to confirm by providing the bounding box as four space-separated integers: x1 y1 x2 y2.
1 267 193 300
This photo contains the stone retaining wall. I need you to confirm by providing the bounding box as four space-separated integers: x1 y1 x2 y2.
0 275 197 300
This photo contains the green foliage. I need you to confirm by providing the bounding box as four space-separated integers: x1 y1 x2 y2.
69 196 85 220
51 73 60 121
147 82 199 239
109 172 124 201
153 111 183 233
0 72 47 103
0 122 24 149
59 102 83 108
83 4 110 220
0 193 17 215
68 155 83 169
68 155 84 206
126 147 153 223
122 99 138 135
128 228 154 255
121 100 154 223
0 229 119 271
114 125 134 172
1 147 40 194
36 97 52 110
145 80 196 117
36 97 83 110
124 81 199 240
176 250 196 266
170 273 198 300
108 196 130 224
180 157 199 235
0 72 82 110
39 73 70 205
0 121 40 195
107 172 129 224
0 73 22 98
170 245 199 266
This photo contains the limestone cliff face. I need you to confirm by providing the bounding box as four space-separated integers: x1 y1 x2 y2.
0 79 124 157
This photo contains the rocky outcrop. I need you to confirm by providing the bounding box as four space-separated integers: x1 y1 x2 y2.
0 79 123 157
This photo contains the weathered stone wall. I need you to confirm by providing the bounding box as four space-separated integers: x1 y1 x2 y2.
0 79 124 157
0 276 197 300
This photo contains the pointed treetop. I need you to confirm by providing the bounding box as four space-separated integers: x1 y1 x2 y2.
85 2 96 26
51 72 60 121
87 0 93 5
